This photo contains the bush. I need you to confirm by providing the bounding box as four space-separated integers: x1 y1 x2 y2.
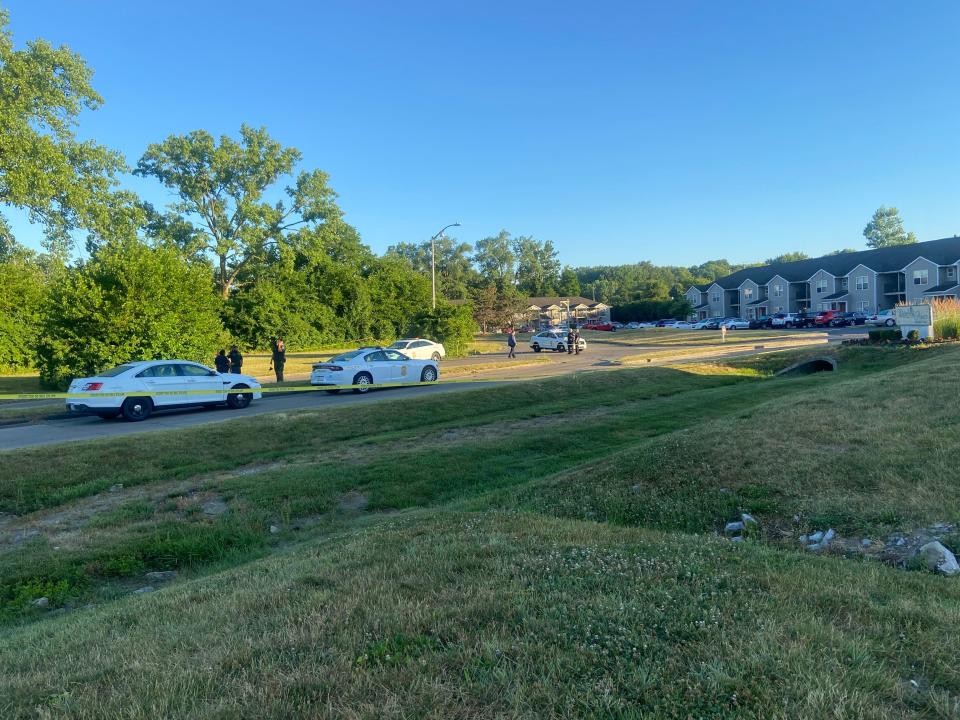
407 304 477 358
0 251 46 372
931 298 960 339
868 328 902 343
37 240 227 388
906 329 921 342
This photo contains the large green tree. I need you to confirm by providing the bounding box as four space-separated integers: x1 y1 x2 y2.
37 239 226 386
135 125 342 298
863 206 917 249
765 251 809 264
513 236 561 295
473 230 516 291
387 236 478 300
0 10 125 256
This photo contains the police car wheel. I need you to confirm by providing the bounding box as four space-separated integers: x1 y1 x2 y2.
353 373 372 393
121 397 152 422
227 385 252 409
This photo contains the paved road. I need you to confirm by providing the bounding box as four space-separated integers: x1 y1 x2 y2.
0 327 862 451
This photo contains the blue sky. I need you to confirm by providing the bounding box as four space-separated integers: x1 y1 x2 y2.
4 0 959 266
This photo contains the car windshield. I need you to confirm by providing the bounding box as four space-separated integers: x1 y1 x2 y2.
98 364 136 377
387 341 410 349
330 350 366 362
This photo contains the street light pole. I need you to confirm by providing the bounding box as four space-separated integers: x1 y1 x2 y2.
431 222 461 309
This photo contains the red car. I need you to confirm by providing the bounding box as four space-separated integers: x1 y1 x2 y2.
582 322 616 331
813 310 840 327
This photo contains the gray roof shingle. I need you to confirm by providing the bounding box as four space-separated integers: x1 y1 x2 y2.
712 237 960 290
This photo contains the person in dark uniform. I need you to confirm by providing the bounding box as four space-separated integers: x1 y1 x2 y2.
269 337 286 382
573 327 582 354
566 327 575 355
214 349 231 373
228 345 243 374
506 327 517 359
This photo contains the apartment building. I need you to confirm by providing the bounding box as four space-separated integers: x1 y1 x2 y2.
685 236 960 320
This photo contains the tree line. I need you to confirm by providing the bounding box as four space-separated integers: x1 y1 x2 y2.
0 10 922 385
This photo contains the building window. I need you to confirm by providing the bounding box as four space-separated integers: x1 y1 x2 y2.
948 267 956 279
773 306 782 313
913 269 929 285
859 301 869 311
856 275 869 290
711 293 721 303
815 277 828 293
743 287 753 299
773 284 783 297
839 277 848 290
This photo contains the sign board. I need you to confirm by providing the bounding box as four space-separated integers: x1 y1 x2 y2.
895 303 934 339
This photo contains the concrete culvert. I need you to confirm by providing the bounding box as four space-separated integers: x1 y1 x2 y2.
775 356 838 377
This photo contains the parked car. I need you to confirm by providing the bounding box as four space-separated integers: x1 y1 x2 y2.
866 309 897 327
748 315 773 329
792 311 818 328
814 310 841 327
66 360 263 421
721 318 750 330
610 321 624 329
673 321 697 329
690 318 715 329
770 312 798 328
655 319 680 328
702 317 726 330
386 338 446 361
582 322 616 331
310 348 439 394
625 321 643 329
829 311 868 327
529 331 587 352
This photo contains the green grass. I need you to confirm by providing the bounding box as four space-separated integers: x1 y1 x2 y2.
1 344 959 718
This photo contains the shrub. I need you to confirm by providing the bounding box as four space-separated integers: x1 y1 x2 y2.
931 298 960 339
868 328 902 343
37 240 227 388
906 329 920 342
407 304 477 358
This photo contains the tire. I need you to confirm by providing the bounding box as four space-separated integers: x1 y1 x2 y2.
532 344 541 353
121 397 152 422
325 389 341 395
227 384 252 409
420 365 438 383
885 318 895 327
556 343 565 352
352 372 373 393
431 352 441 361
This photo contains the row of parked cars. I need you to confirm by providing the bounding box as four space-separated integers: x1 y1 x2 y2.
618 309 898 331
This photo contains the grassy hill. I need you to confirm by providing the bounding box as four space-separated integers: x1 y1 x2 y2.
1 344 959 718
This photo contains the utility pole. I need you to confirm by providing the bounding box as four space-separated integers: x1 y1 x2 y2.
430 222 461 309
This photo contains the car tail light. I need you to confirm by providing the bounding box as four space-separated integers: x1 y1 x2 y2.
81 382 103 391
314 365 342 372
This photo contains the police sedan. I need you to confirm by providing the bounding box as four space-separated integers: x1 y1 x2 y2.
310 348 440 394
67 360 263 421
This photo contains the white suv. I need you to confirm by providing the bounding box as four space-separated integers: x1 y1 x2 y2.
530 331 587 353
771 313 800 328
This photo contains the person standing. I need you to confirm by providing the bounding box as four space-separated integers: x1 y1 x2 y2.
214 349 231 373
573 327 581 355
270 337 286 382
566 327 575 355
506 328 517 359
228 345 244 374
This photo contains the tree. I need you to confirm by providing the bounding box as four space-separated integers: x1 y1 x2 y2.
387 236 478 300
0 9 126 255
557 266 581 296
37 239 226 387
470 284 525 332
513 236 561 295
826 248 858 255
0 242 46 371
765 251 809 264
474 230 515 291
863 206 917 249
135 125 342 298
407 304 477 357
